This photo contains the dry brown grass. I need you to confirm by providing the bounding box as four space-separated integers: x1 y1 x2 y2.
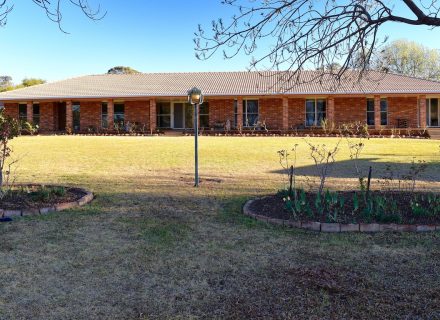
0 136 439 319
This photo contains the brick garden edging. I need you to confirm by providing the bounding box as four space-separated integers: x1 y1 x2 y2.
243 198 440 233
0 186 94 219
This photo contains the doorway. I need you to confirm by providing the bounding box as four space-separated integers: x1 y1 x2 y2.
57 102 66 131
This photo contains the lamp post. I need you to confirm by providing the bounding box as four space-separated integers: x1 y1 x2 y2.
187 87 204 187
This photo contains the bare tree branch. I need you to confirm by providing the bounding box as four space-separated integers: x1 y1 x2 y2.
0 0 105 32
195 0 440 89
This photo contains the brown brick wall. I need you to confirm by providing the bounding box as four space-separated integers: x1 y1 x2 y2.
4 103 18 119
288 98 306 128
260 98 283 129
334 97 367 125
125 100 150 128
208 99 235 127
80 101 101 130
40 102 55 131
388 97 418 128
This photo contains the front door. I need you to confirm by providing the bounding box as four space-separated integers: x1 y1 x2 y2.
57 102 66 131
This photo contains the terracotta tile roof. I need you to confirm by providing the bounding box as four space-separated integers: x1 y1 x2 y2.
1 71 440 101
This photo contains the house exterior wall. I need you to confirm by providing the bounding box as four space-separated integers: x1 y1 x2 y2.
334 97 367 125
288 98 306 129
125 100 150 128
80 101 101 130
40 102 56 131
260 98 283 129
388 97 418 128
4 103 18 119
208 99 235 128
0 95 427 132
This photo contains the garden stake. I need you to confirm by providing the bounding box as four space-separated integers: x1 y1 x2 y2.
289 165 294 198
366 166 372 202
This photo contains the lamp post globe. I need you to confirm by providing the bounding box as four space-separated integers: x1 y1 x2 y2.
187 87 203 187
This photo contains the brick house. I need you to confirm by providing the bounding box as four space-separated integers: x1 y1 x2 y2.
0 71 439 133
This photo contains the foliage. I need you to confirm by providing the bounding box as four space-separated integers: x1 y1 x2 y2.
107 66 140 75
0 76 46 92
0 110 22 196
374 39 440 80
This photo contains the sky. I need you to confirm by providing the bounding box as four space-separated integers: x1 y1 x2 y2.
1 0 440 83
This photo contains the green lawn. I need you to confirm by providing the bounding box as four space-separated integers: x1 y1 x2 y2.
1 136 440 319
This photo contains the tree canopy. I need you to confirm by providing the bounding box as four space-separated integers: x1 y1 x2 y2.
374 39 440 81
107 66 141 75
0 77 46 92
195 0 440 87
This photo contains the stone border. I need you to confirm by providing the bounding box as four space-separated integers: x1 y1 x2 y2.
0 186 94 219
243 198 440 233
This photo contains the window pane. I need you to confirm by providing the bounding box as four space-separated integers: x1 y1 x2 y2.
72 103 80 131
102 103 108 114
157 102 171 114
199 102 209 115
367 99 375 112
306 100 315 113
317 99 326 113
19 104 27 120
157 115 171 128
380 99 387 125
317 112 326 125
431 98 439 126
367 112 375 125
114 103 125 114
200 115 209 128
380 99 387 112
246 100 259 114
33 104 40 115
306 112 315 126
246 114 259 126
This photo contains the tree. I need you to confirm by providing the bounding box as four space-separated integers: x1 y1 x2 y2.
195 1 440 87
0 1 105 32
374 39 440 80
0 110 20 190
20 78 46 87
0 76 12 90
107 66 141 75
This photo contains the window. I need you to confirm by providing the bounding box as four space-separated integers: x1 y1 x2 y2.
426 98 439 127
243 99 259 126
380 99 388 126
114 103 125 128
101 102 108 128
366 99 375 126
33 103 40 126
199 102 209 128
19 103 27 122
305 99 326 126
157 102 171 128
72 102 80 132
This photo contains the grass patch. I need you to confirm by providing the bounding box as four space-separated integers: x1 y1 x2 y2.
0 136 439 319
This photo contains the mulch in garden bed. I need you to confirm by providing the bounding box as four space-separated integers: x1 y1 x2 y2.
0 185 87 210
250 191 440 225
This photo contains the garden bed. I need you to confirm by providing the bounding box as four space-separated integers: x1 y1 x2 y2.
0 185 94 218
245 191 440 233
